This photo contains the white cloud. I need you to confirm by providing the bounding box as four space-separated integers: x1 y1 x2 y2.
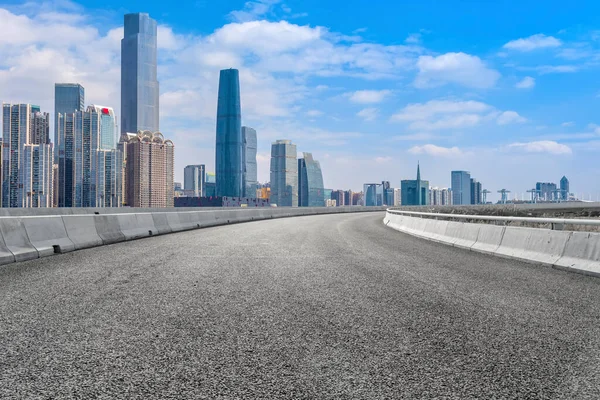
347 90 391 104
508 141 572 155
405 33 421 44
503 34 562 52
306 109 323 117
561 121 575 127
391 100 492 130
375 156 392 163
228 0 281 22
535 65 579 74
497 111 527 125
356 107 378 121
415 52 500 89
515 76 535 89
408 144 463 157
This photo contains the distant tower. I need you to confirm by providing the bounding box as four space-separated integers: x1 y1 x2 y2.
560 176 570 201
270 140 298 207
298 152 325 207
242 126 258 198
451 170 471 205
215 69 243 198
121 13 159 134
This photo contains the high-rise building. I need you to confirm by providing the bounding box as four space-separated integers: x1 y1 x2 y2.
382 181 395 206
363 183 383 206
242 126 258 198
298 152 325 207
184 164 206 197
393 188 401 206
216 68 243 198
560 176 570 201
470 178 482 205
121 13 159 134
30 111 50 145
2 103 54 207
331 190 345 207
344 190 353 206
536 182 558 202
451 170 471 205
401 164 429 206
54 83 84 158
58 106 121 207
125 131 174 207
270 140 297 207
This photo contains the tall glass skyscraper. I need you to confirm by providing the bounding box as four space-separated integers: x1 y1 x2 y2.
270 140 297 207
216 68 243 198
298 152 325 207
451 170 471 205
242 126 257 198
184 164 206 197
54 83 84 161
121 13 159 134
560 176 570 201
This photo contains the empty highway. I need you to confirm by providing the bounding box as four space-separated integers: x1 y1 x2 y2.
2 212 600 399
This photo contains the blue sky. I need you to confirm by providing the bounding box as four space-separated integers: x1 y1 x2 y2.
1 0 600 201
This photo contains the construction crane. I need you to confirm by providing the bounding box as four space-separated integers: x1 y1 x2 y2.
482 189 491 204
526 189 540 203
498 189 511 204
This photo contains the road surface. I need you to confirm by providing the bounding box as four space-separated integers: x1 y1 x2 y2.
2 212 600 399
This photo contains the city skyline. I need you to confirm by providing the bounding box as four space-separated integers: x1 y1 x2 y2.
0 1 598 200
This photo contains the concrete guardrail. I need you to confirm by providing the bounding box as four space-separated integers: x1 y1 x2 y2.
0 206 385 267
384 209 600 277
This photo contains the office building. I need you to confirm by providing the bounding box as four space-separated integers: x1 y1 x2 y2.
2 103 54 208
324 189 333 202
256 184 270 200
401 164 429 206
331 190 345 207
560 176 570 201
205 172 216 197
125 130 174 207
363 183 383 206
536 182 558 202
394 188 401 206
382 181 395 206
121 13 159 134
298 152 325 207
344 190 353 206
184 164 206 197
216 68 243 198
270 140 297 207
58 106 121 207
242 126 258 198
54 83 84 158
470 178 482 205
451 170 471 205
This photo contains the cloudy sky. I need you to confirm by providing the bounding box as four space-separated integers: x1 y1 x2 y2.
1 0 600 201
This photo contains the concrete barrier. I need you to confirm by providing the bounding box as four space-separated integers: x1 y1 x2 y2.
117 214 156 240
472 225 505 254
0 228 16 265
555 232 600 275
384 211 600 277
62 215 103 250
445 221 480 250
0 218 38 262
22 216 75 256
151 213 172 235
94 215 125 244
496 227 571 266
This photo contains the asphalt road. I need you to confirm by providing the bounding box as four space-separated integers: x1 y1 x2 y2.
2 212 600 399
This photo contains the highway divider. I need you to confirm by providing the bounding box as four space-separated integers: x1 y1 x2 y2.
0 206 385 267
384 210 600 277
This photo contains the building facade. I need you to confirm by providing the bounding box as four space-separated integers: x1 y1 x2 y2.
242 126 258 198
298 152 325 207
363 183 383 206
470 178 482 205
184 164 206 197
216 68 243 198
451 170 471 205
126 131 174 207
270 140 297 207
121 13 159 134
54 83 84 158
401 164 429 206
536 182 558 202
331 190 345 207
560 176 569 201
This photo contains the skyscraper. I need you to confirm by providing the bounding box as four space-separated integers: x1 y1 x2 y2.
451 171 471 205
184 164 206 197
536 182 558 202
126 131 174 207
54 83 84 158
2 103 54 208
242 126 258 198
470 178 482 205
270 140 297 207
401 164 429 206
121 13 159 134
363 183 383 206
216 69 243 198
560 176 570 201
298 152 325 207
